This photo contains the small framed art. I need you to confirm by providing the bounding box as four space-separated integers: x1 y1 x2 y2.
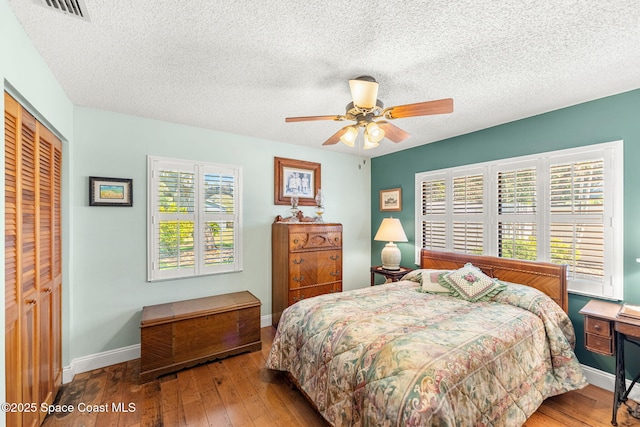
380 187 402 212
274 157 321 206
89 176 133 207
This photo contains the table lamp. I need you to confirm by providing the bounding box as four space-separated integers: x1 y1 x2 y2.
374 218 408 270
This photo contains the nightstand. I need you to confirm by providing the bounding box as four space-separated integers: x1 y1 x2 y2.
370 265 413 286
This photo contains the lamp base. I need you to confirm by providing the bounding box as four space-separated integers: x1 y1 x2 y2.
380 242 401 271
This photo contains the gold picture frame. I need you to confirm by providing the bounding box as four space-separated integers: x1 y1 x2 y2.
380 187 402 211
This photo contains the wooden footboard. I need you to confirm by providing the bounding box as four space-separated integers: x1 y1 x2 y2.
420 249 568 313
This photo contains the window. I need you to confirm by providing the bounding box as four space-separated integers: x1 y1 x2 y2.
147 156 242 281
415 141 623 299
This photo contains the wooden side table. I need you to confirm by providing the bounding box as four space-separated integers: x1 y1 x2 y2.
370 265 413 286
579 300 640 425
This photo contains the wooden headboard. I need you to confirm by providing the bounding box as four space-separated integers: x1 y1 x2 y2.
420 249 568 312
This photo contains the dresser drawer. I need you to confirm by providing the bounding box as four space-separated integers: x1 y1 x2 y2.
617 322 640 338
583 315 613 356
289 230 342 251
585 316 612 337
289 282 342 305
288 250 341 288
585 332 613 355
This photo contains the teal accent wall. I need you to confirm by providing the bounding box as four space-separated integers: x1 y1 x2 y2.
371 88 640 377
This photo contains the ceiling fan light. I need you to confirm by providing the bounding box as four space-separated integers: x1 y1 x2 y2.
363 133 380 150
340 126 358 147
349 77 379 109
366 122 385 143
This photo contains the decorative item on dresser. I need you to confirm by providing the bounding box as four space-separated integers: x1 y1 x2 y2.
271 221 342 326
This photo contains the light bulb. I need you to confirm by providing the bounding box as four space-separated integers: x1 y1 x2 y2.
363 133 380 150
340 126 358 147
366 122 385 143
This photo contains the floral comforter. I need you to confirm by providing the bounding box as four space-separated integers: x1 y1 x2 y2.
266 280 587 426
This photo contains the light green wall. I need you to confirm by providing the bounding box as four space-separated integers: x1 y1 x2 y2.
1 0 75 410
70 107 371 360
371 88 640 377
2 0 371 381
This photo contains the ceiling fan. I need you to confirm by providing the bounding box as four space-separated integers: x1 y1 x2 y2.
285 76 453 149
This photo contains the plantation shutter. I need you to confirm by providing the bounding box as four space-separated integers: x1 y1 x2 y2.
148 157 242 281
415 142 621 298
451 174 484 254
549 159 605 284
496 167 537 260
420 178 446 249
150 162 196 280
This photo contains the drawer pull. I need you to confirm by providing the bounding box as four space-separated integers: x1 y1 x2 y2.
330 255 340 261
293 238 299 244
594 324 601 331
292 258 304 264
293 295 305 302
330 271 341 276
293 276 305 282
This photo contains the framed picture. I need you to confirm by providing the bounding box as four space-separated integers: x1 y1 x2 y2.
89 176 133 207
274 157 321 206
380 187 402 211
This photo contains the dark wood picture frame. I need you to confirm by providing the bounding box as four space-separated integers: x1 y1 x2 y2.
274 157 321 206
380 187 402 211
89 176 133 207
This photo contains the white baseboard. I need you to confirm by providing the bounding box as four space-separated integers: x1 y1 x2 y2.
581 364 640 401
62 314 275 384
261 314 273 328
62 344 140 384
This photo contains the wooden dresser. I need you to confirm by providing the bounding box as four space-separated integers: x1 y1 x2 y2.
140 291 261 382
272 222 342 326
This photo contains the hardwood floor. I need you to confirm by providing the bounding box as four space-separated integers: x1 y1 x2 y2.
41 327 639 427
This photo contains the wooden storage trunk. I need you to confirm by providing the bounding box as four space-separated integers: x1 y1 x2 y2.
140 291 261 382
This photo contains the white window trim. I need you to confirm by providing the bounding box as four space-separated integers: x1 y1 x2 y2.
147 155 243 282
415 140 623 300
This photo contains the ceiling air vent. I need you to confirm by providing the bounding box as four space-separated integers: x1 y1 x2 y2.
32 0 90 22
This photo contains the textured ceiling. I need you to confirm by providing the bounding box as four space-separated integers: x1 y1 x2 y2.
8 0 640 157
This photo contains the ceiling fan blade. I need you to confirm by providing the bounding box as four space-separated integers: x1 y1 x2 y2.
385 98 453 119
322 126 352 146
377 121 410 143
285 115 342 123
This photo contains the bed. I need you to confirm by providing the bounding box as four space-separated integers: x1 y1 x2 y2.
266 249 588 426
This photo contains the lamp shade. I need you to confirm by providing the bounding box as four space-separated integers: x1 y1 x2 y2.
362 133 380 150
374 218 408 242
366 122 385 143
349 76 379 109
339 126 359 147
